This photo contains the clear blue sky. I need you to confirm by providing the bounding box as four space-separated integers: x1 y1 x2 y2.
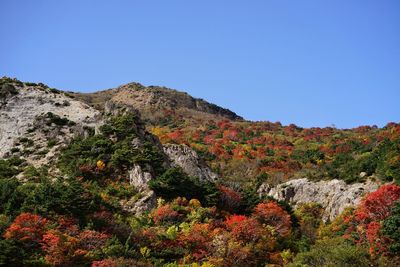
1 1 399 128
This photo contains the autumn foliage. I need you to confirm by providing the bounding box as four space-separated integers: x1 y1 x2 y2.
336 184 400 257
253 201 292 237
3 213 47 247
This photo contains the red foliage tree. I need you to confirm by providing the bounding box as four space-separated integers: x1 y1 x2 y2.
178 223 214 261
3 213 47 247
79 230 109 250
92 259 117 267
41 230 82 266
226 216 265 243
355 184 400 222
341 184 400 256
152 204 180 224
218 185 242 212
225 214 247 229
41 229 109 266
253 201 292 237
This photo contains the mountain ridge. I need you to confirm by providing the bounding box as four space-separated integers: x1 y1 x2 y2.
71 81 243 125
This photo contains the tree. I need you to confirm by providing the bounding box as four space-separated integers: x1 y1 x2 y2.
3 213 47 248
294 203 323 242
0 239 25 266
253 201 292 238
41 229 108 266
149 168 218 206
151 204 180 225
355 184 400 222
217 185 242 213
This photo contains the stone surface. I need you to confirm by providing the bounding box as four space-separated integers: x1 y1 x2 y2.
128 164 153 192
0 84 102 167
120 190 157 215
163 143 218 182
258 178 380 221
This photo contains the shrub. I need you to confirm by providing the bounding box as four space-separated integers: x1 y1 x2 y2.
382 203 400 254
253 201 292 238
0 159 21 179
3 213 47 248
289 237 371 267
45 112 74 126
149 168 219 206
0 239 25 266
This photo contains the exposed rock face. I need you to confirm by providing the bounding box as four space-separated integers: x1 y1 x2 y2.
120 190 157 215
126 164 157 215
125 144 219 214
128 164 153 191
163 144 218 182
0 83 102 167
258 178 380 221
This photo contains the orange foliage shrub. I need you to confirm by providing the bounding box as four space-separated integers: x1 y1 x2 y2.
4 213 47 246
152 204 179 224
253 201 291 237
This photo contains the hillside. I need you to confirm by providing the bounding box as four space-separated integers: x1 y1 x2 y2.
72 82 400 189
70 80 400 187
1 77 400 266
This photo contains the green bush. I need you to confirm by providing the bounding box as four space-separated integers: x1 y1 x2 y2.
0 158 23 179
383 203 400 254
375 138 400 183
149 168 219 206
20 177 100 222
0 178 25 215
45 112 75 126
289 237 371 267
0 239 25 266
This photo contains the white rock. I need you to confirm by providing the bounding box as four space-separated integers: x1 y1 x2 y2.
163 144 218 182
128 164 153 191
0 85 102 161
259 178 380 221
120 190 157 215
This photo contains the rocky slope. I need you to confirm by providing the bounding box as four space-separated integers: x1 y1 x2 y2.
258 178 381 221
72 82 242 125
0 79 102 168
0 77 220 214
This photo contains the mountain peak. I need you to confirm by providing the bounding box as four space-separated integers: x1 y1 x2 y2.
73 82 243 124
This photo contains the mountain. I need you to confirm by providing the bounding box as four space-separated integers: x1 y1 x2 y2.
1 77 400 266
71 80 400 187
71 82 242 126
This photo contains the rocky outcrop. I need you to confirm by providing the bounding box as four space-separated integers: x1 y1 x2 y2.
258 178 381 221
120 190 157 215
0 82 102 167
163 144 218 182
126 164 157 215
125 144 218 214
128 164 153 191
